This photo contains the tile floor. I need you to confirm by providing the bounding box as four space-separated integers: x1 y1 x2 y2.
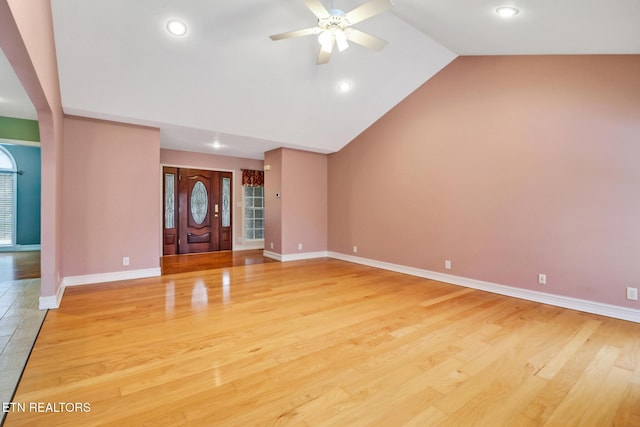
0 278 47 423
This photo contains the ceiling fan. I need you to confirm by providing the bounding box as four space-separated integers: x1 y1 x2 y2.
270 0 394 65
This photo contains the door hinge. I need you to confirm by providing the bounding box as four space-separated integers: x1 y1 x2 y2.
178 238 181 245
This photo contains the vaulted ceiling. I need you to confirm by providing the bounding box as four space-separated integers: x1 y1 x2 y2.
2 0 639 158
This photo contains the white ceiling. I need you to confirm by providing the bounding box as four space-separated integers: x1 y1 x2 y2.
2 0 639 158
0 51 37 121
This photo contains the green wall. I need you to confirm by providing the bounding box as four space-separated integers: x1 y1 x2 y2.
0 116 40 142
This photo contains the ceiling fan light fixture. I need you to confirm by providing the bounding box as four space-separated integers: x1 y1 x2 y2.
318 31 333 53
271 0 394 64
496 6 519 18
335 31 349 52
336 31 349 52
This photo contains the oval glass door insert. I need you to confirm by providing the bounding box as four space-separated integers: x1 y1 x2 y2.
190 181 208 224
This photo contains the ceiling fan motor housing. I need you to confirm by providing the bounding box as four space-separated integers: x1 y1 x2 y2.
320 9 349 31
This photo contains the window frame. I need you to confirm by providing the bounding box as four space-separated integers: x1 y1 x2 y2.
0 145 18 247
243 185 264 241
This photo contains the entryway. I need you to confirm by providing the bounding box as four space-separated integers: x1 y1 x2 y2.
163 167 233 255
160 249 276 275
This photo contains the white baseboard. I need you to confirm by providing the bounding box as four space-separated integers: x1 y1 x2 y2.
0 244 41 252
62 267 161 287
263 250 282 261
39 282 65 310
39 267 161 310
45 251 637 323
18 244 41 251
234 242 265 251
328 252 640 324
282 251 329 262
263 250 329 262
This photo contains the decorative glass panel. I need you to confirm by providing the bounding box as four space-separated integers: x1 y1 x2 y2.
0 150 15 170
190 181 208 224
164 173 175 229
222 177 231 227
243 185 264 241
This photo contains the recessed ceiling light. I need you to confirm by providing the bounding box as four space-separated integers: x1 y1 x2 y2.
496 6 519 18
338 81 352 93
166 19 187 36
212 141 221 149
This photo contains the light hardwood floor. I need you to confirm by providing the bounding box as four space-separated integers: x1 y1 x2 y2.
161 249 276 275
5 258 640 426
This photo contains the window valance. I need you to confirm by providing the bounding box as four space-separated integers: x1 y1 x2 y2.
241 169 264 187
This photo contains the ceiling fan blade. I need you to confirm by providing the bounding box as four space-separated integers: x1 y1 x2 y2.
346 28 387 51
305 0 331 20
345 0 393 25
316 49 331 64
316 38 334 64
270 27 320 41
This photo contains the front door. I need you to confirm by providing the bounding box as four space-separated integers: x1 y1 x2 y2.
179 168 216 254
163 167 232 255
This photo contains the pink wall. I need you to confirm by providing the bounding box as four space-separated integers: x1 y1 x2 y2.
1 0 65 299
329 55 640 308
160 149 264 248
63 116 160 277
264 149 283 253
282 149 328 255
265 148 327 256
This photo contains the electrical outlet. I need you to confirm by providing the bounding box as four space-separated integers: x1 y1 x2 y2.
538 274 547 285
627 287 638 301
353 246 358 253
270 242 274 249
444 260 451 270
123 257 130 266
298 243 303 250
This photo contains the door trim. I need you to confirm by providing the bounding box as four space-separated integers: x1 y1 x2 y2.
160 164 236 256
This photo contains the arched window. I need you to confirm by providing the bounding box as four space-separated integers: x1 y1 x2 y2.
0 146 17 246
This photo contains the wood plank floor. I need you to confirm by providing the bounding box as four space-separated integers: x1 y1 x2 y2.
0 251 41 281
161 249 275 275
5 258 640 426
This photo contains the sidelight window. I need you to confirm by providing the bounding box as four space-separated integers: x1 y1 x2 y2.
244 186 264 240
